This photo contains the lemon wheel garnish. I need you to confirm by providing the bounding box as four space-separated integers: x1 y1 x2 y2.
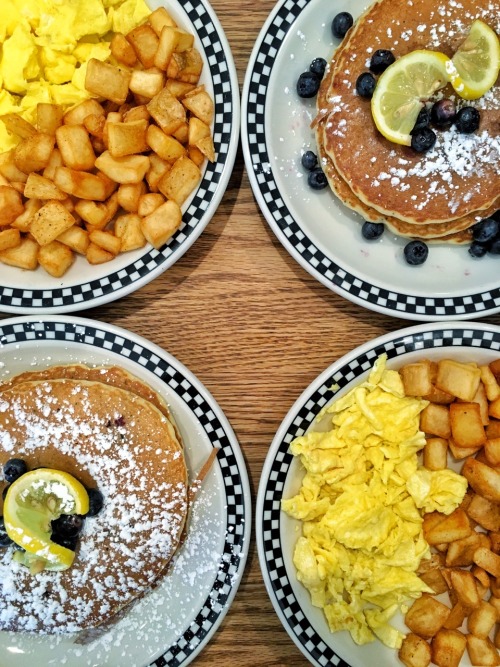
371 50 450 146
447 19 500 100
3 468 89 572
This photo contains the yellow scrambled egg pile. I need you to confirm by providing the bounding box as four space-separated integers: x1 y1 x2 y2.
0 0 151 151
282 355 467 649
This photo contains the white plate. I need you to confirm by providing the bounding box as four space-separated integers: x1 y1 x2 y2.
0 315 251 667
241 0 500 321
256 321 500 667
0 0 239 314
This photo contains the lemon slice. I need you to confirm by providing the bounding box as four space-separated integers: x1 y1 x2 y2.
371 50 450 146
446 20 500 100
3 468 89 572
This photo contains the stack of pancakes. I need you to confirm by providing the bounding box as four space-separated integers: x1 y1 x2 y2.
0 364 188 635
315 0 500 243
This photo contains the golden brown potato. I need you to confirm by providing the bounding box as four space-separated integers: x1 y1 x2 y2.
126 23 159 68
158 154 200 205
423 437 448 471
63 99 105 127
0 228 20 252
0 186 24 226
38 240 74 277
436 360 481 401
107 120 149 158
110 32 137 67
54 167 109 201
30 200 76 246
140 199 181 248
425 508 471 545
0 113 37 139
57 226 90 255
0 237 38 270
420 403 451 439
148 7 177 36
56 125 96 171
405 594 450 639
114 213 146 252
431 629 467 667
14 133 55 173
36 103 64 135
129 69 165 99
462 458 500 502
398 633 431 667
85 59 131 105
466 635 499 666
147 87 186 135
24 173 66 201
449 402 486 449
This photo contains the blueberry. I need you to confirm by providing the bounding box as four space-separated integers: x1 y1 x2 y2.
331 12 353 39
301 150 317 171
455 106 480 134
51 533 78 551
0 516 13 548
369 49 395 74
411 127 436 153
355 72 376 98
309 58 327 79
488 238 500 255
411 107 431 133
361 221 385 240
296 71 320 98
307 168 328 190
51 514 84 538
3 458 27 484
87 488 104 517
468 242 488 258
404 240 428 265
472 218 499 244
430 99 456 128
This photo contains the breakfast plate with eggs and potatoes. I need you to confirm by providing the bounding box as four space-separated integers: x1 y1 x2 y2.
241 0 500 321
0 315 251 667
0 0 239 313
257 321 500 667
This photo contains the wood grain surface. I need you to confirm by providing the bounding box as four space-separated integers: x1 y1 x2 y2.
2 2 500 666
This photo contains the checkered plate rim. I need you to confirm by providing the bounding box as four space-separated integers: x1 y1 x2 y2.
241 0 500 321
0 316 250 667
257 322 500 666
0 0 239 314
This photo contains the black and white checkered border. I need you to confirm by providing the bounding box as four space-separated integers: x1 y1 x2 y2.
244 0 500 320
261 326 500 667
0 319 248 667
0 0 235 313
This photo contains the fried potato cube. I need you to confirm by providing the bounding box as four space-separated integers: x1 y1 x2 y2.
0 151 28 183
30 200 76 246
110 32 137 67
114 213 146 252
0 186 24 226
146 153 170 191
154 25 180 70
117 181 147 213
405 594 450 639
129 69 165 99
83 113 106 140
485 437 500 467
420 568 449 595
425 508 471 545
107 119 149 158
467 601 497 638
85 59 131 105
445 532 481 567
398 633 431 667
436 359 481 401
146 125 185 161
14 133 55 173
466 635 499 666
56 125 96 171
54 167 108 201
147 87 186 135
57 225 89 255
467 493 500 532
172 120 189 144
137 193 165 217
431 629 467 667
488 420 500 439
148 7 177 36
183 89 214 126
38 240 74 277
449 402 486 449
36 103 63 135
460 381 490 426
123 105 150 124
0 228 20 252
423 437 448 471
480 365 500 401
88 229 121 256
193 134 214 162
126 24 159 68
489 396 500 420
490 532 500 555
490 358 500 381
74 200 111 230
158 155 201 205
473 547 500 578
0 113 37 139
63 99 105 127
165 79 196 98
11 198 41 232
0 236 38 270
448 438 481 460
420 403 451 438
140 199 181 248
462 458 500 502
24 173 66 200
94 151 150 184
188 145 205 167
86 242 114 265
166 48 203 83
450 569 481 609
188 116 210 144
42 148 63 181
443 602 469 630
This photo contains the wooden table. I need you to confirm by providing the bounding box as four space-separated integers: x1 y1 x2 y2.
3 2 499 665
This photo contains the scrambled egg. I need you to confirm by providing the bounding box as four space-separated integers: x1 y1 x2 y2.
282 355 467 649
0 0 151 151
